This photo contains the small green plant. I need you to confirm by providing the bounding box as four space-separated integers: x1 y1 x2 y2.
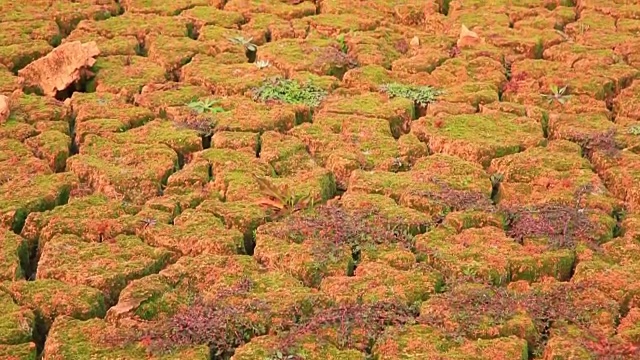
253 175 312 218
228 36 257 52
628 125 640 135
253 77 327 108
380 83 442 106
336 34 348 53
254 60 271 69
187 98 225 114
541 84 571 105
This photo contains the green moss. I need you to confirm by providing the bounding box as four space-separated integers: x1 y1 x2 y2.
0 231 28 281
0 292 34 345
36 234 172 304
182 6 245 28
0 279 106 328
87 55 167 99
0 343 36 360
0 41 52 72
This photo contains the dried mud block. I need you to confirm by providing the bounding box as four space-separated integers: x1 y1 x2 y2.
0 171 77 234
0 230 28 281
615 81 640 121
373 324 528 359
412 113 543 167
0 279 106 330
0 20 60 47
590 150 640 210
573 236 640 307
180 6 245 29
259 131 318 175
8 93 68 126
258 38 357 77
146 34 208 72
320 262 443 305
0 66 21 95
318 92 415 137
0 343 36 360
196 198 269 236
24 130 71 173
43 316 210 359
0 94 9 123
0 291 35 346
431 57 506 90
87 55 167 101
415 226 576 284
181 56 283 96
121 0 211 16
225 0 317 20
134 83 211 114
72 13 189 40
36 234 172 305
347 153 492 218
0 41 52 73
211 97 298 133
67 135 178 205
110 120 203 160
138 209 244 256
20 194 141 255
107 255 326 341
212 131 259 154
232 335 364 360
18 41 99 97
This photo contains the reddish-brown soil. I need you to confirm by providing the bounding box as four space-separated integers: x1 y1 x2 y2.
1 0 640 359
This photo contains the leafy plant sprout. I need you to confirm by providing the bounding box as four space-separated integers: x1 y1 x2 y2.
541 84 571 105
628 125 640 135
186 98 225 114
254 60 271 69
253 175 312 218
253 77 328 108
380 83 442 107
228 36 257 52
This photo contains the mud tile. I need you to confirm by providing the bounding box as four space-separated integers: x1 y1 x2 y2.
0 279 106 329
37 234 172 304
0 231 28 281
0 292 34 346
181 56 283 96
373 324 528 359
412 113 543 167
320 262 443 305
87 56 167 101
225 0 317 20
415 226 575 284
138 208 244 256
67 135 177 205
44 316 209 359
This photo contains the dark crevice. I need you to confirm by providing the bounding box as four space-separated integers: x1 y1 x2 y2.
201 134 212 149
490 173 503 205
135 39 148 56
69 116 80 156
255 133 262 158
438 0 452 16
54 72 91 101
243 230 256 256
186 22 200 40
33 312 48 358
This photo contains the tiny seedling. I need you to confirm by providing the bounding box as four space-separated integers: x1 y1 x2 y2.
253 175 312 217
541 84 571 105
186 98 225 114
253 77 327 108
336 34 348 54
628 125 640 135
228 36 257 52
380 83 442 106
254 60 271 69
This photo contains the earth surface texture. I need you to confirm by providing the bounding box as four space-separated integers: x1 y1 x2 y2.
1 0 640 359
